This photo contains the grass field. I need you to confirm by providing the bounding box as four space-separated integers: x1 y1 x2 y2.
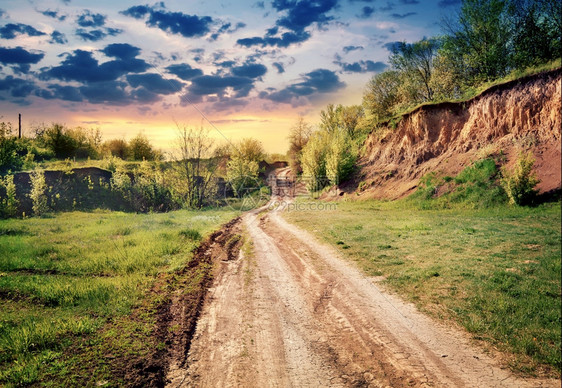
283 200 561 375
0 208 238 386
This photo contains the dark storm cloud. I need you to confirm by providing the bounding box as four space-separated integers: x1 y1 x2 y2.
187 75 254 97
391 12 417 19
358 6 375 18
273 0 338 32
76 10 106 27
337 60 387 73
35 84 83 102
343 45 363 53
0 76 36 98
0 47 44 73
261 68 345 103
75 27 122 42
0 23 46 39
438 0 461 7
131 87 161 104
40 49 149 83
49 31 67 44
102 43 141 60
121 4 214 38
126 73 184 94
166 63 204 80
231 63 267 79
41 9 66 21
79 81 130 105
237 0 338 48
272 62 285 73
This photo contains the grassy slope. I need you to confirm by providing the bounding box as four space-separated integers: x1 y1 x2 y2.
0 208 238 386
283 200 561 375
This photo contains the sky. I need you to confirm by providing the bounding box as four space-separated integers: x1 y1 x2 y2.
0 0 461 154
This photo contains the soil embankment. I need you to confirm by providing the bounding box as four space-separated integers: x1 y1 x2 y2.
352 69 561 199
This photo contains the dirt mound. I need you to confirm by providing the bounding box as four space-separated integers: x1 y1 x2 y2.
350 68 561 199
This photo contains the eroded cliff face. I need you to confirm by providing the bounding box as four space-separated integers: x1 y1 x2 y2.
355 68 561 199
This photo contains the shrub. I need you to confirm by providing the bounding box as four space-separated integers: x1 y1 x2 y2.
30 170 49 216
500 152 540 206
0 175 19 218
301 132 328 192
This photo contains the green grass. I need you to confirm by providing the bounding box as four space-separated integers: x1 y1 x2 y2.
283 200 561 375
0 208 238 386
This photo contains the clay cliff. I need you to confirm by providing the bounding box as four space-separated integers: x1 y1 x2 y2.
352 68 561 199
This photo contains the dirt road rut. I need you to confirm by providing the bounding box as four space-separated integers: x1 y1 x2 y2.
168 206 558 387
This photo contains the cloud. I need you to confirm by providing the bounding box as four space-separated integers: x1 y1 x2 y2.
0 76 36 98
41 9 66 21
0 23 46 39
437 0 461 7
343 45 364 53
79 81 130 105
399 0 419 4
40 48 149 83
187 75 255 98
121 4 214 39
165 63 204 80
210 21 246 40
0 46 44 73
76 10 106 27
358 6 375 18
391 12 417 19
49 31 67 44
237 0 338 48
126 73 184 94
75 27 122 41
0 9 6 18
237 30 310 48
379 2 395 11
35 84 83 102
337 60 387 73
272 62 285 73
102 43 141 60
231 63 267 79
261 68 345 103
274 0 338 32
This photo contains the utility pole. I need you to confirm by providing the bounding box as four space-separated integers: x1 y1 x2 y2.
18 113 21 138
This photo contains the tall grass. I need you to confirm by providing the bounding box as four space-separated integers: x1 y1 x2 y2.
0 208 237 385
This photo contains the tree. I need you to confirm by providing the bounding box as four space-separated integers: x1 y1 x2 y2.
508 0 562 69
0 122 24 174
226 155 260 197
42 123 77 159
104 139 130 159
287 116 312 174
173 125 217 208
390 38 440 102
325 131 356 186
236 138 266 164
339 105 364 138
442 0 510 84
129 133 156 161
301 132 327 192
363 70 401 122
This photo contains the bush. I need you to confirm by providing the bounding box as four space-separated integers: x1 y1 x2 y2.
30 170 49 216
0 175 19 218
500 152 540 206
301 132 327 192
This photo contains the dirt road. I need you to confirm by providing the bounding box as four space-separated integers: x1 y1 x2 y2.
167 200 558 387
